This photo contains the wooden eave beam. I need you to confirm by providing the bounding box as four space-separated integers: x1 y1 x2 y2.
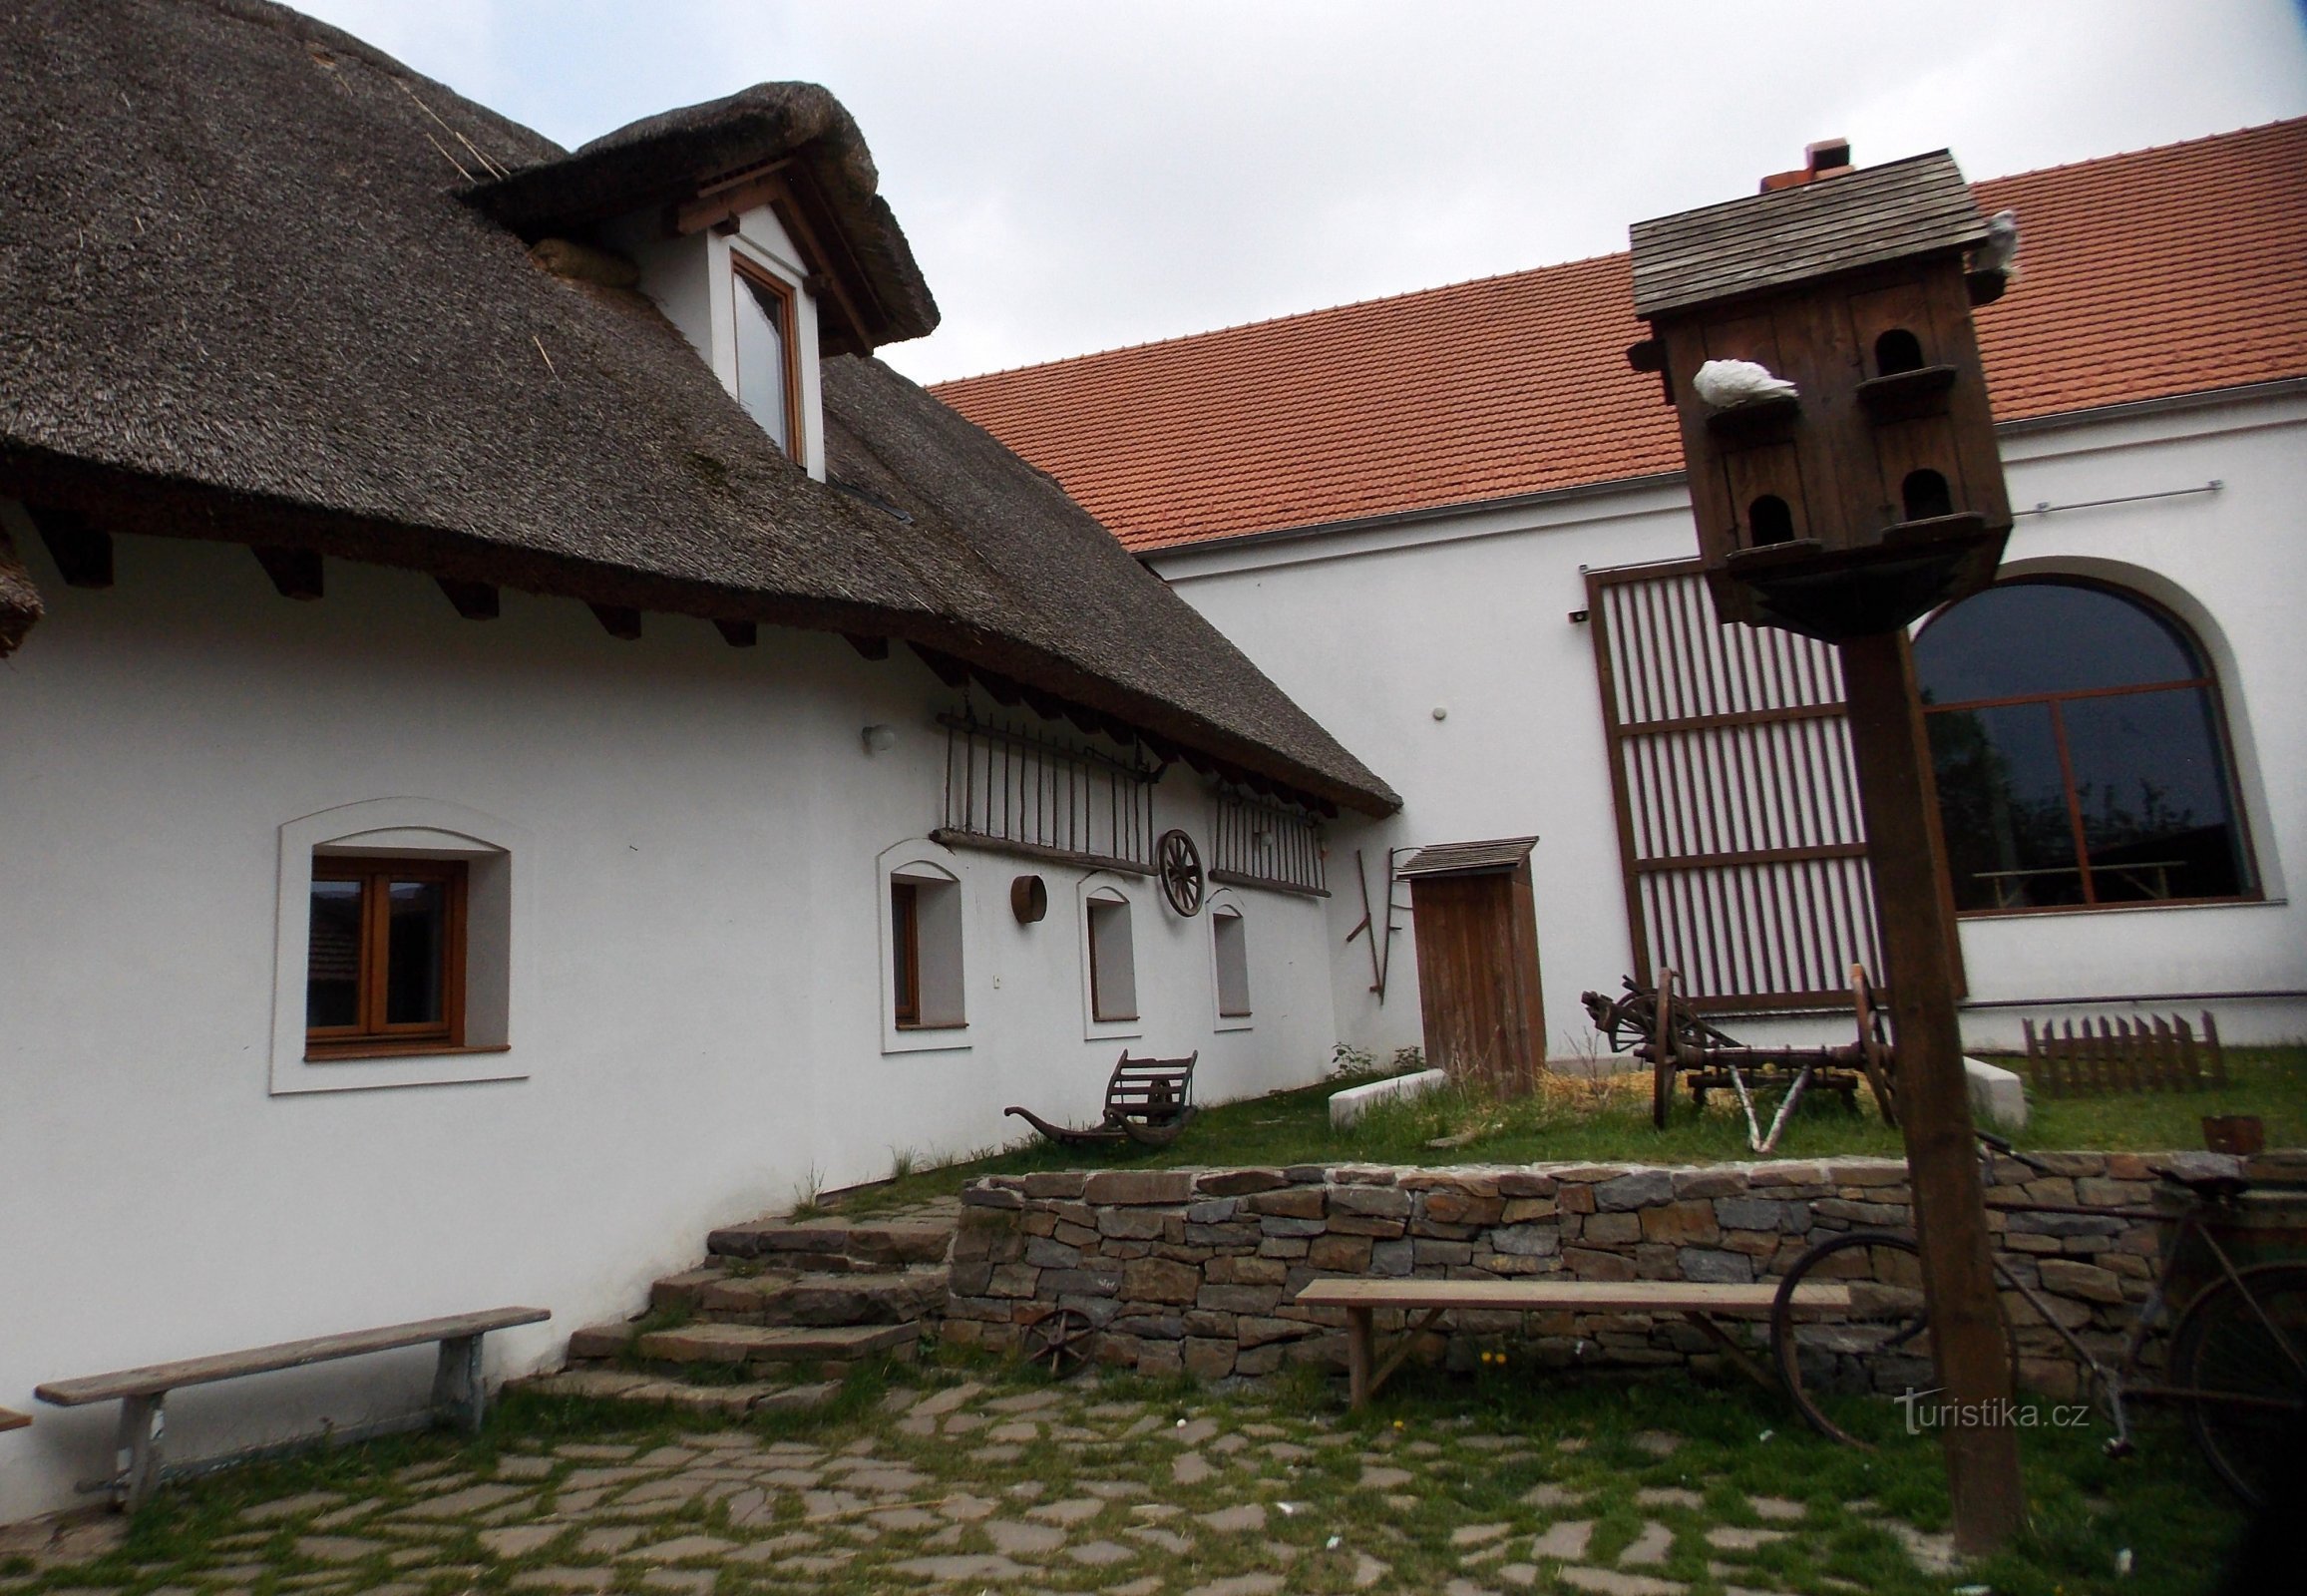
436 578 499 620
764 179 876 355
908 642 970 688
26 505 112 589
714 619 758 647
252 546 322 600
589 602 641 640
844 633 889 660
670 160 795 235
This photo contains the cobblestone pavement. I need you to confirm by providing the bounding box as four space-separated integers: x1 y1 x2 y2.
0 1371 1989 1596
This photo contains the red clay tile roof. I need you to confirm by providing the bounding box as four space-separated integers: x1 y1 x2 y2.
933 119 2307 555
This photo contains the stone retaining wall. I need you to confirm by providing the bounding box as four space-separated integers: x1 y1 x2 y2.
942 1153 2232 1396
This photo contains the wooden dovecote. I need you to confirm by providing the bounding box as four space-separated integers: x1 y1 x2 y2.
1627 151 2014 641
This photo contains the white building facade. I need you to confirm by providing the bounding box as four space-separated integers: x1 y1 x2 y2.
1152 384 2307 1058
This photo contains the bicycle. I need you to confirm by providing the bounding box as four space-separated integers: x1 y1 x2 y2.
1767 1131 2307 1505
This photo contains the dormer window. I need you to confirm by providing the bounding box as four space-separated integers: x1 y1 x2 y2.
733 258 801 459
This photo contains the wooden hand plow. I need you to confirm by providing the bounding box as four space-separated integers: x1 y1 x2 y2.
1580 965 1898 1146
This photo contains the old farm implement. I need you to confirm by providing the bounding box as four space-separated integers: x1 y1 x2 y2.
1005 1051 1199 1150
1582 966 1897 1146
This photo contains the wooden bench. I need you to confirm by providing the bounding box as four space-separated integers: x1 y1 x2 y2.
35 1307 548 1509
1006 1050 1199 1149
1295 1279 1851 1408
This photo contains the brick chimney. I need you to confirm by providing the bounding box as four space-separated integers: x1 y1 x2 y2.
1759 137 1854 193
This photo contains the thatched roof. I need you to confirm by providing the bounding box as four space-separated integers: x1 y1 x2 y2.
467 83 937 354
0 0 1394 814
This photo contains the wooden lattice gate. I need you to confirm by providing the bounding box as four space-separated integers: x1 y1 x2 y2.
1584 560 1955 1012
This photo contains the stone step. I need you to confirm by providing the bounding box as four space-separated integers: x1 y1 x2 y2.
516 1368 838 1415
632 1320 922 1369
706 1218 954 1269
657 1267 949 1326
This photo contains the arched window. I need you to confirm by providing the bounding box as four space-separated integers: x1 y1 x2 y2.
1914 579 2255 913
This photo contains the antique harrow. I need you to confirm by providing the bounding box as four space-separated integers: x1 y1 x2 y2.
1581 965 1898 1146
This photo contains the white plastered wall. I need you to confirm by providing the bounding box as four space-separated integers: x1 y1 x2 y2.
0 527 1336 1522
1153 389 2307 1059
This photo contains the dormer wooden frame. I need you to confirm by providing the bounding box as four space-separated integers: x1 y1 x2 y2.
731 254 806 465
681 162 876 359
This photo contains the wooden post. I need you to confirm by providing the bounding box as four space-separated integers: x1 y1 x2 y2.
1839 630 2024 1554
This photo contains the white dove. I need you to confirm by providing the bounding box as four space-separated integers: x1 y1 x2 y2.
1692 358 1798 408
1972 208 2021 279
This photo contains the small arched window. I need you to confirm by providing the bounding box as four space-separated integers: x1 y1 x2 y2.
1901 469 1953 522
1747 495 1794 545
1874 328 1925 376
1086 888 1138 1022
1914 579 2255 913
1212 907 1251 1020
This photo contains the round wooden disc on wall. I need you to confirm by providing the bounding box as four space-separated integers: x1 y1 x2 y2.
1010 874 1048 924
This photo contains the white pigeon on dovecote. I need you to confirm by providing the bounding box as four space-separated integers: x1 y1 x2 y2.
1972 208 2021 279
1692 358 1798 408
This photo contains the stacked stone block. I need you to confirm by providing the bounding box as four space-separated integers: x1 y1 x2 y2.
941 1153 2247 1394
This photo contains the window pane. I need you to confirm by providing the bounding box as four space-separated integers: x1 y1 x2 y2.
1915 582 2202 703
306 878 363 1027
384 879 447 1026
2063 688 2247 902
734 274 790 450
1927 703 2083 910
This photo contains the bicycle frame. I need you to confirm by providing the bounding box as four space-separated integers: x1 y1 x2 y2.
1976 1141 2302 1455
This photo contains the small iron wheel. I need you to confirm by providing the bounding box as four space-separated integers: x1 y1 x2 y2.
1157 829 1205 917
1022 1306 1098 1378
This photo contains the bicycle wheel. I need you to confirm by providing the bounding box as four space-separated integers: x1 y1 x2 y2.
2167 1263 2307 1508
1772 1230 1936 1446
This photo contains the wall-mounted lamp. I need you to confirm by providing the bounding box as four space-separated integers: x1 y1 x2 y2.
861 724 897 754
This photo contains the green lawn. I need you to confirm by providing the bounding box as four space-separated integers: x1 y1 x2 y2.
841 1045 2306 1214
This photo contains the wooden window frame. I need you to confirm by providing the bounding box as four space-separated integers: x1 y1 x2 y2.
732 255 805 464
305 857 468 1059
1916 578 2261 919
892 880 923 1028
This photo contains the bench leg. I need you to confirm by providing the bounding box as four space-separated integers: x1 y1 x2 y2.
1680 1312 1776 1395
1346 1309 1372 1410
114 1393 165 1512
431 1335 486 1433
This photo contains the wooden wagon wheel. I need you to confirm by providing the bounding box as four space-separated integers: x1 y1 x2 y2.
1850 964 1899 1128
1157 829 1205 917
1651 968 1679 1130
1021 1306 1098 1378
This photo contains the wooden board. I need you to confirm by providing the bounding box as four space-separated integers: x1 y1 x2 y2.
1295 1279 1850 1318
0 1407 30 1432
35 1308 550 1406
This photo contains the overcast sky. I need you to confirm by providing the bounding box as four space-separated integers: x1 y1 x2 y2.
300 1 2307 386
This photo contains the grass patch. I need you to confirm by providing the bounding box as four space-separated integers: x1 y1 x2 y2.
834 1046 2304 1213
